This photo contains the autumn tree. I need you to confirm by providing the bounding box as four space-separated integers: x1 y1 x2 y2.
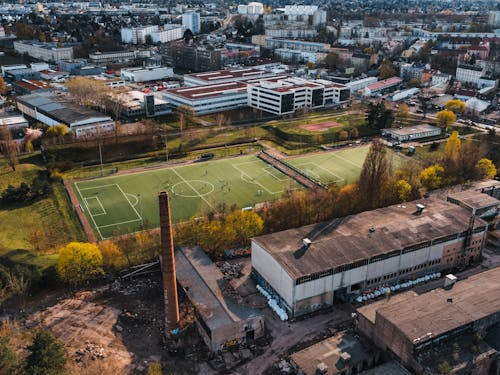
358 140 390 208
395 103 410 126
338 130 349 141
98 241 127 270
445 99 466 114
45 124 69 143
350 127 359 139
56 242 103 285
395 179 412 202
25 330 67 375
420 164 445 190
379 59 397 79
0 77 6 95
65 77 109 108
0 124 18 171
476 158 497 179
325 52 340 70
436 110 456 128
444 131 461 162
225 210 263 248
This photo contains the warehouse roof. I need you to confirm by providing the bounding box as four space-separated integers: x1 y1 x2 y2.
357 267 500 346
175 246 262 331
185 68 276 83
252 197 486 279
366 77 402 91
447 190 499 210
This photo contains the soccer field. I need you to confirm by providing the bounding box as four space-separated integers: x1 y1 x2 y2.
287 145 406 186
73 156 301 239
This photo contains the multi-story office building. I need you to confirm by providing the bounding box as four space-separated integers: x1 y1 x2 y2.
88 50 151 64
121 66 173 83
121 25 159 44
182 12 200 34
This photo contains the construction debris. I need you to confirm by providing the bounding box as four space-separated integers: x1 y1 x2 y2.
75 342 105 362
217 261 243 280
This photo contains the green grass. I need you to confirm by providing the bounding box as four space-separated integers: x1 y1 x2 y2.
73 155 302 239
287 145 409 186
0 164 85 264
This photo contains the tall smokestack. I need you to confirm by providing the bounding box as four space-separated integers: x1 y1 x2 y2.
159 191 179 334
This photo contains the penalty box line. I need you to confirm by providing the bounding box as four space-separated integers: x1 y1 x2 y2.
231 163 284 195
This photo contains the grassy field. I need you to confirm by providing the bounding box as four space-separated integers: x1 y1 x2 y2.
73 155 302 239
0 162 85 269
287 145 409 186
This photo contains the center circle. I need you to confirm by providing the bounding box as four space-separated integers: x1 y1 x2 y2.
171 180 215 197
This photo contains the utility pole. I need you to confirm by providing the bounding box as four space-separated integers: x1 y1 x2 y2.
99 142 104 176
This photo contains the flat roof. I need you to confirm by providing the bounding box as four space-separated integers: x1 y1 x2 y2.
165 81 248 100
252 198 486 279
175 246 262 331
385 124 440 136
357 267 500 345
448 190 499 210
13 80 52 90
0 115 28 126
185 68 275 83
290 332 374 375
367 77 402 91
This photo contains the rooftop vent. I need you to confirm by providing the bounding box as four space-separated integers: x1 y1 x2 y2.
369 227 376 233
444 274 457 289
416 203 425 215
303 238 312 247
447 298 453 303
316 362 328 374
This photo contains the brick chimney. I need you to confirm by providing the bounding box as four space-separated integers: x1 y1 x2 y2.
159 191 179 334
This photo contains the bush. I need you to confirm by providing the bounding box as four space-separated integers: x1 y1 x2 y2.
0 171 51 206
56 242 103 285
25 330 67 375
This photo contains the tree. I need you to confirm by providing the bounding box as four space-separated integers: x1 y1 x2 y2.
396 103 410 126
379 59 397 79
56 242 103 285
366 102 394 130
0 77 6 95
476 158 497 179
45 124 69 143
444 131 461 162
25 330 67 375
358 140 390 208
64 77 109 108
98 241 127 270
0 332 21 374
445 99 466 114
325 52 340 70
350 127 359 139
306 61 315 70
420 164 445 190
395 179 412 202
0 125 18 171
147 362 162 375
436 110 456 128
437 361 452 374
224 210 263 248
338 130 349 141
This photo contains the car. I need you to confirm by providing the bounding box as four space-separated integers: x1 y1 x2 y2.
197 153 215 162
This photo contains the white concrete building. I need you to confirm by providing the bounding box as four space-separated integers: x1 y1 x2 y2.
247 77 350 115
1 64 28 77
121 66 173 83
346 77 377 94
151 24 184 44
89 50 151 64
13 41 73 62
456 64 485 86
251 197 491 317
488 11 500 27
182 12 200 34
283 5 318 16
238 2 264 16
163 81 249 115
30 62 50 72
382 124 441 141
121 25 159 44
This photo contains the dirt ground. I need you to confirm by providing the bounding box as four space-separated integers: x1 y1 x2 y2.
3 258 357 374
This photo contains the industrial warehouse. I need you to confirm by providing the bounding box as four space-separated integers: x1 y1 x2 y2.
357 266 500 374
251 188 499 318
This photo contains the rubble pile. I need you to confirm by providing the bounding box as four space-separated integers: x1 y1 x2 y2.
218 262 243 280
74 342 105 362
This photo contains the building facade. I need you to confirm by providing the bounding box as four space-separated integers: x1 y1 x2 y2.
182 12 200 34
13 41 73 62
456 64 485 86
151 24 184 44
88 50 151 64
121 66 173 82
382 124 441 141
251 196 491 318
247 77 350 115
121 25 159 44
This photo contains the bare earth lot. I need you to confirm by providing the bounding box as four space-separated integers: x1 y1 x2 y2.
302 121 342 132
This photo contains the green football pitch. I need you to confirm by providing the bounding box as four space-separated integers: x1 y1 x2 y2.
287 145 407 186
73 155 302 239
73 146 409 239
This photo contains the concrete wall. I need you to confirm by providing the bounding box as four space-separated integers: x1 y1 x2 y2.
251 241 294 308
